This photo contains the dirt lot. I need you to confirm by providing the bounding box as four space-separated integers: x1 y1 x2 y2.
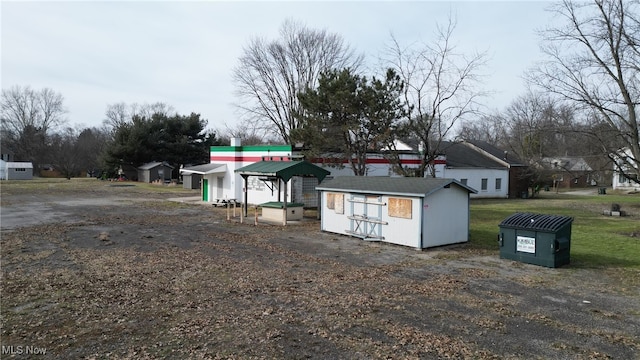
1 181 639 359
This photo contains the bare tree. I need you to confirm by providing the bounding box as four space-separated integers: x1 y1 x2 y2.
527 0 640 185
457 114 504 145
382 17 489 177
217 119 280 145
48 127 82 179
233 19 363 144
103 102 176 132
1 85 67 172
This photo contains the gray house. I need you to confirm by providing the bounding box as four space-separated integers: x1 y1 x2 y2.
137 161 174 183
0 160 33 180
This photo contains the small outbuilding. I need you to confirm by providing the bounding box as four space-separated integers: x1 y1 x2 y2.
0 160 34 180
316 176 477 249
180 163 227 191
138 161 174 183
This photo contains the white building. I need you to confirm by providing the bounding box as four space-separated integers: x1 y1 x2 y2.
316 176 476 249
181 138 528 207
0 160 34 180
612 146 640 191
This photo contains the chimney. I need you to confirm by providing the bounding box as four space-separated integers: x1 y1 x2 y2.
230 137 241 146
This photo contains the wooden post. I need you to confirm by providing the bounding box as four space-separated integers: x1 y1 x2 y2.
254 205 258 226
226 203 230 221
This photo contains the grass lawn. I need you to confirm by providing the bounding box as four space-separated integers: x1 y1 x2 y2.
469 190 640 273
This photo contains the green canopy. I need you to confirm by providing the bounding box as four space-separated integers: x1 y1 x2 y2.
235 160 330 183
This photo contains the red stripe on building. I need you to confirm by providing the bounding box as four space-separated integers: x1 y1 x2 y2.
210 156 291 162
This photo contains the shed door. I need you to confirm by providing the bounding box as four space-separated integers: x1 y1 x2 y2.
347 194 386 240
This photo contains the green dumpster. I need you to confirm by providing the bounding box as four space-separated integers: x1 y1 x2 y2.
498 213 573 268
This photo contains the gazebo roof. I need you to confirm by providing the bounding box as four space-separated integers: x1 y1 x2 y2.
235 160 330 182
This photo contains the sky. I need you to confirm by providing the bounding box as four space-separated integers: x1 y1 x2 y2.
1 1 558 133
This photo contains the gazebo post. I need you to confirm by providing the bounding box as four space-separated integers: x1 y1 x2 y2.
241 174 249 217
283 179 288 226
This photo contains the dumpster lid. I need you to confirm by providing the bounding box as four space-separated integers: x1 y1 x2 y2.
499 213 573 231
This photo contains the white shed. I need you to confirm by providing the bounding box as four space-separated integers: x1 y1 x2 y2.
316 177 477 249
0 161 34 180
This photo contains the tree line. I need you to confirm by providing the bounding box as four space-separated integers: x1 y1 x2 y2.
1 1 638 186
0 89 222 179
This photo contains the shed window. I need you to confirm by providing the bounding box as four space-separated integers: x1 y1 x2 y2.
481 178 488 191
495 178 502 190
388 197 412 219
326 193 344 214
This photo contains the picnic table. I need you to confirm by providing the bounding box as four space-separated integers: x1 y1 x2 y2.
212 198 240 207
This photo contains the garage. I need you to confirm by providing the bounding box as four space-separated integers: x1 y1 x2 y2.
316 177 477 249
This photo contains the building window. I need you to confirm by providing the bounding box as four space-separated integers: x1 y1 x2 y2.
481 178 488 191
618 174 628 183
495 178 502 190
460 178 468 185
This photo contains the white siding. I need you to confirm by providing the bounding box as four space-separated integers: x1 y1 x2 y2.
422 186 469 247
321 191 351 236
442 168 508 198
382 195 422 248
320 187 469 249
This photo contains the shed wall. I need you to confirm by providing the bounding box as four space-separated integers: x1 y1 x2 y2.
320 191 422 248
422 187 470 247
7 167 33 180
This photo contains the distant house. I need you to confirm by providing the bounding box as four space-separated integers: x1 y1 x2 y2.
612 146 640 191
138 161 174 183
434 140 529 199
0 160 34 180
540 157 596 188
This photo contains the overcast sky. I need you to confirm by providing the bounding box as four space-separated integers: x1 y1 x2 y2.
2 1 558 132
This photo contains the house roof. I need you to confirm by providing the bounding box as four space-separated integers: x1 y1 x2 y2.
180 163 226 175
464 140 526 167
235 160 331 182
315 176 477 197
138 161 175 170
4 161 33 169
540 157 593 172
440 141 507 169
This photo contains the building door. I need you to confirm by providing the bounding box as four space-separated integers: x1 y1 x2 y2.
202 178 209 201
217 177 223 199
347 194 386 240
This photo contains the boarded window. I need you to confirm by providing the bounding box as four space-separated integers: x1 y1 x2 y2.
389 197 412 219
326 193 344 214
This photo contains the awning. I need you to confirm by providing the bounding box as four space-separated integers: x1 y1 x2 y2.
180 163 227 175
235 160 330 182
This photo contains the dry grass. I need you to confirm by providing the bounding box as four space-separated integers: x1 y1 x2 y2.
1 180 639 359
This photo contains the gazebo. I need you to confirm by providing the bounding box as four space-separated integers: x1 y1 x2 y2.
234 160 330 225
